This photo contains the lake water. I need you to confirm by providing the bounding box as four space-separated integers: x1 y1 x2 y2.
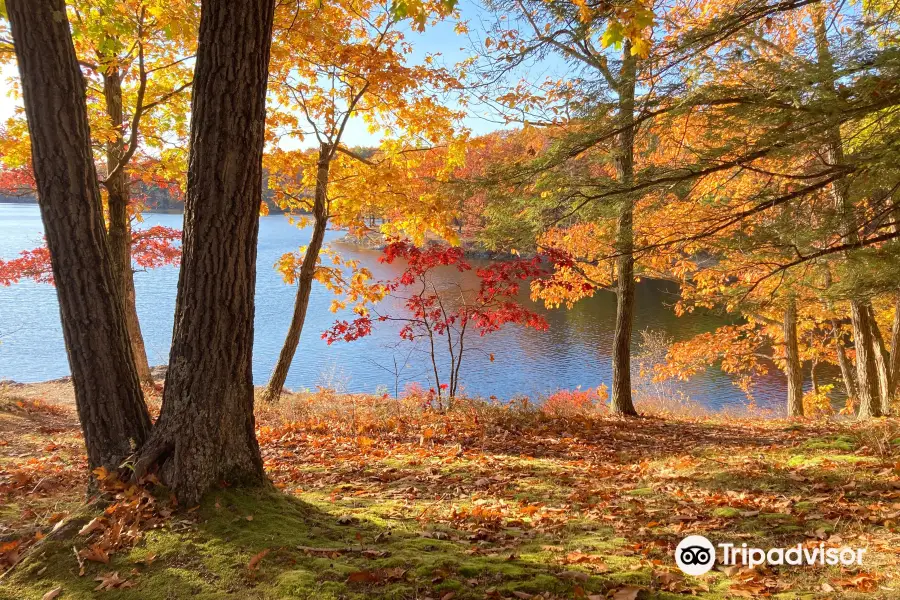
0 203 791 411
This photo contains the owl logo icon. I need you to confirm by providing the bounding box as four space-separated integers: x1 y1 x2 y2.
675 535 716 575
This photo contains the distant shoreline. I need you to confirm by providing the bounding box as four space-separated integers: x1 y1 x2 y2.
0 200 299 216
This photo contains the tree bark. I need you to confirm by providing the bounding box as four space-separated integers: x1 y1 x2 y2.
889 297 900 404
869 305 892 415
888 207 900 406
783 299 804 417
6 0 152 470
610 42 638 416
134 0 276 505
831 320 858 401
812 7 881 419
264 144 332 402
849 302 882 418
103 68 154 386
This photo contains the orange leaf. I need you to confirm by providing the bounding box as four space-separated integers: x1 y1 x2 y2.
248 549 270 570
347 570 381 584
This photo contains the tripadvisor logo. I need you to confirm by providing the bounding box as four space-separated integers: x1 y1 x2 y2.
675 535 716 575
675 535 867 576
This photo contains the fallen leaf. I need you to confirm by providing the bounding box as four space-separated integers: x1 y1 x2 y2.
78 517 104 536
248 549 269 570
41 587 62 600
94 571 131 591
610 586 646 600
79 544 110 564
347 570 381 584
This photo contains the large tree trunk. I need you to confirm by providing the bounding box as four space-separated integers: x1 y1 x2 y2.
264 144 332 402
7 0 152 470
812 7 882 419
103 68 154 386
783 299 804 417
869 305 892 415
849 302 882 418
610 42 638 416
133 0 276 505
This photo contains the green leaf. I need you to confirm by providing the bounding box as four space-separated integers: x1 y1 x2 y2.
601 21 624 49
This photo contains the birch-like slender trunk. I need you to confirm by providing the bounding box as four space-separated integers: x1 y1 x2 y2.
102 68 154 385
610 42 638 416
264 144 332 402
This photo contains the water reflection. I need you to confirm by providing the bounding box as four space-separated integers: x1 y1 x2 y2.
0 204 794 411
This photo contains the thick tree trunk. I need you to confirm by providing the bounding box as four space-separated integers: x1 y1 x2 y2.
869 305 892 415
610 43 638 416
264 144 332 402
102 68 154 386
134 0 276 505
812 7 881 419
849 302 882 418
7 0 152 470
783 299 804 417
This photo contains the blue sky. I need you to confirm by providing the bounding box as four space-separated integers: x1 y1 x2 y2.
0 0 512 149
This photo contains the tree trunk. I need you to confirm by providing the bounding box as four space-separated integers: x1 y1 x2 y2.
264 144 331 402
849 302 882 418
102 68 154 386
610 42 638 416
810 359 819 395
832 320 858 401
133 0 276 505
889 297 900 402
6 0 152 470
869 305 892 415
888 207 900 405
812 7 881 419
783 299 804 417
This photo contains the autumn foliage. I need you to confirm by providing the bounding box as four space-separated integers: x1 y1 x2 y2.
324 241 548 404
0 227 181 287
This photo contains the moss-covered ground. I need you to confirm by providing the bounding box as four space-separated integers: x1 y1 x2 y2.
1 386 899 598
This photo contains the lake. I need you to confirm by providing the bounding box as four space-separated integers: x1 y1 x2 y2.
0 203 791 411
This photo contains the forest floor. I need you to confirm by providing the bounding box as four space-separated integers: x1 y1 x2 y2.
0 382 899 599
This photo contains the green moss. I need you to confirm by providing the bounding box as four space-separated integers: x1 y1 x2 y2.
801 436 856 452
499 573 567 595
757 512 792 521
277 571 346 599
712 507 741 518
